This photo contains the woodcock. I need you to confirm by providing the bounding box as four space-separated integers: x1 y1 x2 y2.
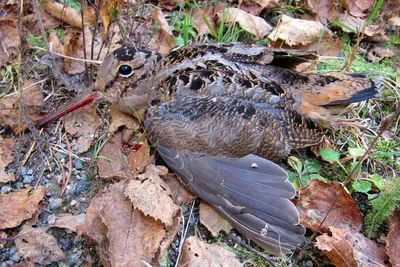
38 43 379 255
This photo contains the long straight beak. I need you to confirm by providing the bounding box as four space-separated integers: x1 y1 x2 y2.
37 89 100 128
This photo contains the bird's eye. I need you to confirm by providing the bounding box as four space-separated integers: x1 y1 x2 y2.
118 65 133 77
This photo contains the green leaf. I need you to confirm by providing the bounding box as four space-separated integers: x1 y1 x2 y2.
351 160 362 173
352 181 372 193
287 156 302 174
175 36 184 47
330 20 357 33
288 171 300 190
303 158 322 173
320 149 340 163
371 174 385 190
348 147 366 157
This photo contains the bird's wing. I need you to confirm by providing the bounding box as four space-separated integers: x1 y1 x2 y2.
156 143 305 255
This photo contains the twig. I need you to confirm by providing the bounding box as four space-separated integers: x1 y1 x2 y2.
51 148 66 191
228 233 280 267
61 136 73 196
31 46 102 64
175 200 195 267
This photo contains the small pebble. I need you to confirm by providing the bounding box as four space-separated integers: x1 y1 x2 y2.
75 180 90 194
0 186 12 194
66 183 76 196
5 260 14 265
49 198 63 210
47 214 56 225
19 167 27 176
56 152 68 159
27 169 34 175
306 260 313 267
10 252 20 263
23 175 35 184
74 159 83 170
70 200 77 206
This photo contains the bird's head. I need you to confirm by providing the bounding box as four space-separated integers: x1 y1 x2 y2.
96 46 163 117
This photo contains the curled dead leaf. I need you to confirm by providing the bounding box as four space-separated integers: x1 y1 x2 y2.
180 236 241 267
125 165 179 228
161 173 196 206
48 33 64 55
216 8 272 39
200 202 233 237
151 8 176 54
367 46 394 62
316 227 388 266
52 213 86 232
15 224 65 265
128 136 152 174
0 19 19 67
387 209 400 266
109 105 139 133
294 179 363 233
0 136 15 183
64 103 100 154
240 0 281 16
0 187 47 229
341 0 375 17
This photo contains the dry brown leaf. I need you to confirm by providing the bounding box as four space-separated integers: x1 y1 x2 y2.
99 181 167 266
388 16 400 26
310 138 334 157
64 103 99 154
316 227 388 266
0 136 15 183
180 236 241 267
52 213 86 232
0 186 46 229
151 8 176 54
0 230 6 249
157 0 176 11
162 173 196 206
269 15 324 46
81 193 108 245
97 131 131 180
240 0 281 16
367 46 394 62
294 179 362 233
99 0 123 34
191 7 217 37
341 0 375 17
48 33 64 55
155 211 181 265
125 165 179 228
43 0 94 29
200 202 233 237
217 8 272 39
387 209 400 266
0 80 45 133
0 19 20 67
128 137 152 174
109 105 139 133
15 224 65 265
22 9 60 35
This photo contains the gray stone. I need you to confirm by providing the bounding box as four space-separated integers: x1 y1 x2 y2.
66 183 76 196
19 167 27 176
73 159 83 169
0 186 12 194
10 252 20 262
49 198 63 210
75 180 90 194
23 175 35 184
47 214 56 225
56 152 68 159
27 169 33 175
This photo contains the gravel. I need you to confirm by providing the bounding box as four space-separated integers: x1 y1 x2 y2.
48 198 63 210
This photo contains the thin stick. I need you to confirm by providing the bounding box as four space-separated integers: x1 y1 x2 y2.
61 136 73 196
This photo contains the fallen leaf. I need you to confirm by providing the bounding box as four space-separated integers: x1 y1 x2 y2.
109 105 139 133
155 212 181 265
0 230 6 249
128 137 152 174
151 8 176 54
180 236 241 267
48 33 64 55
387 209 400 266
200 202 233 237
0 136 15 183
216 8 272 39
99 0 123 34
0 187 47 229
43 0 94 29
310 138 334 157
90 181 167 266
316 227 388 266
240 0 281 16
294 179 363 233
125 165 179 228
157 0 176 11
15 224 65 265
52 213 86 232
0 19 19 67
64 103 100 154
97 131 131 180
0 80 45 133
341 0 375 17
191 7 217 37
161 173 196 206
22 8 60 35
388 16 400 26
367 46 394 62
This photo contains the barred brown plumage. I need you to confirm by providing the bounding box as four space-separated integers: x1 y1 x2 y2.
38 43 379 255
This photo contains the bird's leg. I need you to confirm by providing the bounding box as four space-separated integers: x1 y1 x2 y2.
37 90 99 127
